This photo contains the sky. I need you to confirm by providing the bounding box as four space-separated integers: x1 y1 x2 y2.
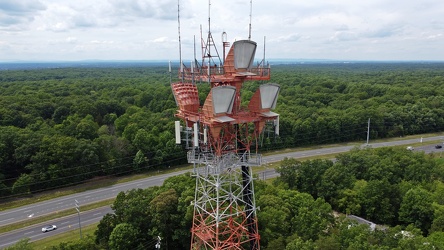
0 0 443 62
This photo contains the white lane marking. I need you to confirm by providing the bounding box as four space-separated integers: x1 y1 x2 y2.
24 231 35 235
93 213 102 216
0 218 14 223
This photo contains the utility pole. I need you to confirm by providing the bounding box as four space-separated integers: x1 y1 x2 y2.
75 199 82 239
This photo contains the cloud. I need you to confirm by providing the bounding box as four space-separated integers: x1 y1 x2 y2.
366 25 403 38
66 36 77 43
1 0 443 61
90 40 114 45
329 31 358 42
109 0 178 20
0 0 45 28
426 33 442 40
34 2 117 32
272 34 302 43
0 14 23 26
152 37 170 43
31 0 187 33
335 24 349 31
0 0 45 13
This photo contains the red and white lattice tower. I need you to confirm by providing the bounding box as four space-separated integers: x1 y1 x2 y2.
171 7 280 250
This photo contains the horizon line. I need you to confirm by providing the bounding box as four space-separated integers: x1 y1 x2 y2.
2 58 444 63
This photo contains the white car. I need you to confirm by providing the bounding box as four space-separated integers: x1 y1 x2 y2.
406 146 414 151
42 225 57 232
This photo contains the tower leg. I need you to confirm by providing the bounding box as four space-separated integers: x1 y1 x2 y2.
242 165 260 250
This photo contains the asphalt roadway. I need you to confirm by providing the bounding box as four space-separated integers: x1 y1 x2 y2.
1 135 443 248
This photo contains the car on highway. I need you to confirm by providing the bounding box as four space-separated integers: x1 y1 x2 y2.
42 225 57 232
435 145 442 149
406 146 414 151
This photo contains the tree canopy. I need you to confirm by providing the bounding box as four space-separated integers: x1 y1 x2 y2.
2 62 444 198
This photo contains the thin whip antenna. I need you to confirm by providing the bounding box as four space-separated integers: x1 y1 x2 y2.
193 35 197 63
263 36 266 67
248 0 252 40
208 0 211 35
193 35 196 85
177 0 182 75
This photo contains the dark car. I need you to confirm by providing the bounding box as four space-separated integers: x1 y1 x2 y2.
435 145 443 149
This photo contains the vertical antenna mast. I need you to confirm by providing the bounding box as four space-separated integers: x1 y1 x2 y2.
208 0 211 35
177 0 183 81
263 36 266 67
207 0 212 80
201 0 222 70
249 0 253 40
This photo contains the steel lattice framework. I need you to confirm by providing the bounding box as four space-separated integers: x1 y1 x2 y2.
171 28 279 249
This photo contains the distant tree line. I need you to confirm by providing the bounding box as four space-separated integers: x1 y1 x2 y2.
1 62 444 198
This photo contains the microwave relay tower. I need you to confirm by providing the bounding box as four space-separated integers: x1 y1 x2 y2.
171 1 280 249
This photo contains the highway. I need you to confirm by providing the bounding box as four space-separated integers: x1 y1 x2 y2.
1 135 443 248
0 207 112 249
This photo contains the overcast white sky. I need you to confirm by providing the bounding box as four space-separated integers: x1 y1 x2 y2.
1 0 443 62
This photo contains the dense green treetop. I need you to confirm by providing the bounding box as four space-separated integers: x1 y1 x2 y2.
1 62 444 198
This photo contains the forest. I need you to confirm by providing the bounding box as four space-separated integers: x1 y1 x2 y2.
6 148 444 249
2 62 444 249
1 62 444 199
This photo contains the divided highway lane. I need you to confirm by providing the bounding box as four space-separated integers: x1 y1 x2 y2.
1 135 443 248
0 207 112 249
262 135 444 163
0 169 191 227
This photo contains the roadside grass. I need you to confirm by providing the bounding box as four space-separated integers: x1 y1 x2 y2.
3 132 438 212
0 199 114 234
260 141 360 156
261 132 443 156
0 164 193 212
2 132 441 212
252 152 338 175
30 223 99 250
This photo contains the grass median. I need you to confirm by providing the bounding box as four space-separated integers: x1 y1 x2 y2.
31 222 99 249
0 199 114 234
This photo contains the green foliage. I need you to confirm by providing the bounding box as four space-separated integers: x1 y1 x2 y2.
95 174 194 249
95 213 118 249
133 150 148 172
399 188 434 234
91 162 444 249
50 235 97 250
12 173 32 195
286 236 315 250
276 158 332 198
276 146 444 237
257 184 334 247
272 63 444 149
431 204 444 233
0 65 185 198
109 223 141 250
4 238 33 250
2 63 444 198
